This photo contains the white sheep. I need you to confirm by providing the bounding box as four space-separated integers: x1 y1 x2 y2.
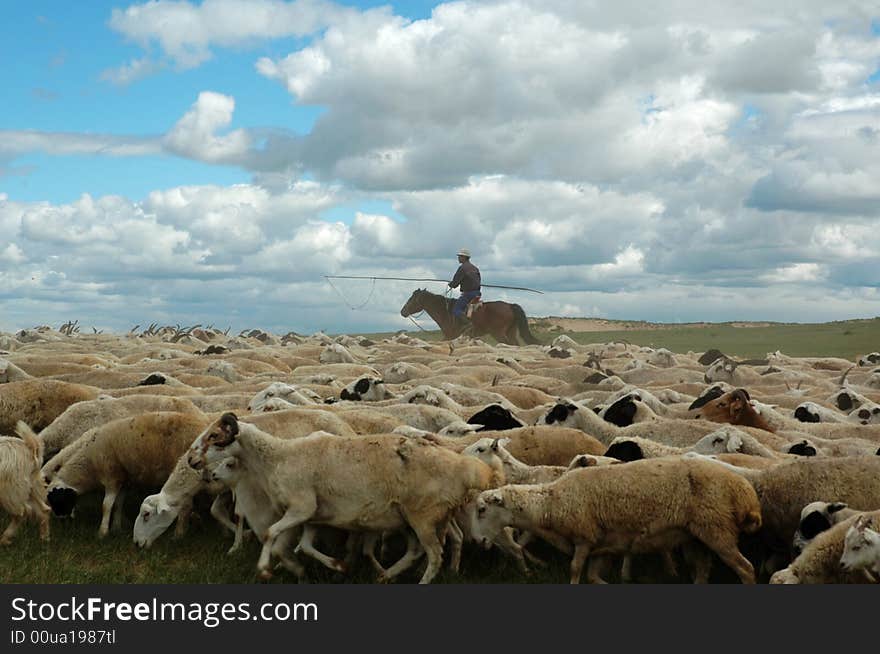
187 414 502 583
770 510 880 584
132 452 236 549
0 422 50 545
246 382 319 412
0 359 32 383
472 456 762 584
792 501 860 556
839 513 880 580
47 411 210 537
320 343 359 364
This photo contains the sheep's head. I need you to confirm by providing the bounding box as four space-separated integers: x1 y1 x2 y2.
692 428 744 455
839 515 880 575
472 490 511 549
133 494 176 548
603 439 644 462
600 395 639 427
340 376 388 401
438 421 482 437
704 357 738 384
542 401 579 426
467 404 522 431
188 412 240 470
794 403 822 423
694 389 760 428
792 501 849 556
47 482 78 517
787 440 818 457
851 405 880 425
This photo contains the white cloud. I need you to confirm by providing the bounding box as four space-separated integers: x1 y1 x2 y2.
100 57 164 85
762 263 826 283
108 0 353 69
163 91 251 163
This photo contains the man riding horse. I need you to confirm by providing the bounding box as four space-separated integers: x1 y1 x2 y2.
449 248 481 331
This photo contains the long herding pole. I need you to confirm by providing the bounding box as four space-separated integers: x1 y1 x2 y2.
323 275 544 294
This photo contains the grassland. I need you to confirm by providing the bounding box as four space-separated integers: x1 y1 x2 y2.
2 318 878 584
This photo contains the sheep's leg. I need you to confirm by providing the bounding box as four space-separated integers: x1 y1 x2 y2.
408 514 446 584
362 532 387 576
344 531 364 570
294 524 347 573
693 528 755 585
514 530 548 568
661 551 678 578
494 528 530 575
174 500 193 539
257 499 316 580
0 515 22 545
228 514 245 555
272 528 305 579
35 505 50 543
569 543 591 584
210 493 238 534
586 555 609 584
620 555 633 582
683 543 713 583
110 488 127 533
378 533 424 583
447 520 464 574
98 486 121 538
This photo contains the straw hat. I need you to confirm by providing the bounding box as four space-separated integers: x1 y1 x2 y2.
457 248 471 258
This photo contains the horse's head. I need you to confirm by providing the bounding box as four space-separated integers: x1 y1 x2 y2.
400 289 426 317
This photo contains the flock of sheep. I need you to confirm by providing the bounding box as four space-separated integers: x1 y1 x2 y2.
2 322 880 584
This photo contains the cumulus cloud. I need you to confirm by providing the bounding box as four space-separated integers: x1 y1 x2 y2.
3 1 880 332
163 91 251 163
108 0 355 69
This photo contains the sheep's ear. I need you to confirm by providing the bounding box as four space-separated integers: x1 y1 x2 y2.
491 438 500 451
219 412 239 439
488 493 504 506
828 502 848 514
156 496 171 514
500 437 511 447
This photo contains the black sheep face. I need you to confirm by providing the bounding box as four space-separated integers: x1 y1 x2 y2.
544 402 577 425
47 487 78 517
139 373 167 386
467 405 523 431
794 406 820 423
602 396 638 427
788 441 817 457
604 441 644 462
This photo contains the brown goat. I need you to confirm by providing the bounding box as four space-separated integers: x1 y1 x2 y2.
694 388 776 433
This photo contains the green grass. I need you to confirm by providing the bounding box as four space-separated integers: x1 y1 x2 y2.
560 318 880 360
368 317 880 361
0 495 571 584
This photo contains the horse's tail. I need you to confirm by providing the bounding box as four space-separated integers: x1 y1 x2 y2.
512 304 540 345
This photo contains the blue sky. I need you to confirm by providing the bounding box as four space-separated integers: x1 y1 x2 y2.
1 1 879 334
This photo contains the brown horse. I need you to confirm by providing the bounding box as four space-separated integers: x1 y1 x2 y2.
400 288 540 345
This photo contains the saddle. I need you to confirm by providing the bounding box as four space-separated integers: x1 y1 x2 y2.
466 294 483 319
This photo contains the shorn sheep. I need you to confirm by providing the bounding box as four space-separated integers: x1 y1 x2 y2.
0 422 50 545
472 456 762 584
187 413 503 583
